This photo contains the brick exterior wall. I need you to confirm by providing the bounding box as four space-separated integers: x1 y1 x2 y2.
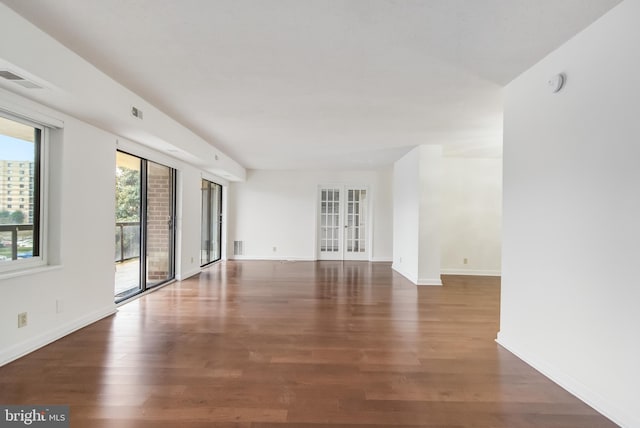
146 163 172 281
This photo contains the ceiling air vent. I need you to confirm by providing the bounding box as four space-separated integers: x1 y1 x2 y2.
0 70 23 80
0 70 43 89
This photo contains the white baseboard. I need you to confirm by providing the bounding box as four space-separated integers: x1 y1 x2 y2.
392 265 443 286
417 277 443 286
370 257 393 262
176 268 201 280
229 256 316 261
496 333 635 428
440 268 501 276
0 304 117 367
391 264 418 284
229 256 393 263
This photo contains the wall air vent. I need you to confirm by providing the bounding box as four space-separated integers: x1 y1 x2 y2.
0 70 43 89
233 241 244 256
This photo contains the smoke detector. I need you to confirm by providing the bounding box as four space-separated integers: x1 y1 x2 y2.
548 73 566 93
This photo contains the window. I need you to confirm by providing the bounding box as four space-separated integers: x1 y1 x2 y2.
0 113 44 270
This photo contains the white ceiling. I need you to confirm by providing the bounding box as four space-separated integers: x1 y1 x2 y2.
2 0 622 170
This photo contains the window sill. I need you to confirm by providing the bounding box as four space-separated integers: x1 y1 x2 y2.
0 264 63 282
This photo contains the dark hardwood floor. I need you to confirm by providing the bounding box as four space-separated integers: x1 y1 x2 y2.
0 261 616 427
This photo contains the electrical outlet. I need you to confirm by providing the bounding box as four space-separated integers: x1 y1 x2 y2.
463 258 468 265
190 256 194 263
56 299 64 314
399 257 403 263
17 312 27 328
272 246 277 252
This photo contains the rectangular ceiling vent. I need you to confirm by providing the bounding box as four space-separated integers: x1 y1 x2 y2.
0 70 43 89
131 106 143 119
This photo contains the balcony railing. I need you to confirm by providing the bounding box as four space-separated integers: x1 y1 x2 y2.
0 224 34 261
2 223 142 263
115 221 140 263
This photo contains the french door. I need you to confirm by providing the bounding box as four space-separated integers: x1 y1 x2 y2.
115 151 175 302
318 185 369 260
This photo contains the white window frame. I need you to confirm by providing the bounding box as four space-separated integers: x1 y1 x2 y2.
0 111 49 275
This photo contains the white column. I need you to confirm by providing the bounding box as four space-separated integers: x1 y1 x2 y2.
392 145 442 285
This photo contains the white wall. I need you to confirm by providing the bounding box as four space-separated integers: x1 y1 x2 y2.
0 93 116 365
392 149 420 281
499 1 638 426
392 146 442 285
227 169 393 261
441 157 502 275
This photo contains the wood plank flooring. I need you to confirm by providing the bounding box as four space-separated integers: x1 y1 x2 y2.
0 261 616 427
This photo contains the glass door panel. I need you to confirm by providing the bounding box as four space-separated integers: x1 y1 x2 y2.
345 188 368 259
200 180 210 265
318 188 342 260
210 182 222 262
115 151 142 300
201 179 222 266
146 161 175 288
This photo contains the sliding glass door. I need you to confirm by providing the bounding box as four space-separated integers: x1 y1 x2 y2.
115 151 175 302
201 179 222 266
115 152 142 299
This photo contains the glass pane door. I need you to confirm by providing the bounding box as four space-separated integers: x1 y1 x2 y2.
317 186 369 261
345 188 368 260
146 161 175 288
210 182 222 262
201 179 222 266
200 180 210 265
115 151 142 300
318 187 342 260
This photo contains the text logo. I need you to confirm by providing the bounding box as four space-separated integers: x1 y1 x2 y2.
0 406 69 427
